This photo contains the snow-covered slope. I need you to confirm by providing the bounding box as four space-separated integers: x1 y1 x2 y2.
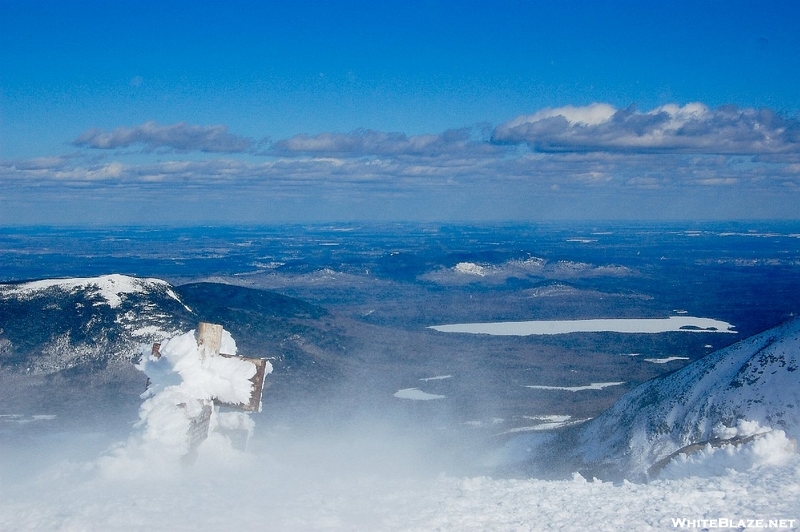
1 274 187 310
0 274 192 374
568 316 800 479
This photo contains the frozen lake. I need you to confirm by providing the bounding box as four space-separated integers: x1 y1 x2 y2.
429 316 737 336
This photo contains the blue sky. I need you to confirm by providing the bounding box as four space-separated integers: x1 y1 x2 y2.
1 0 799 224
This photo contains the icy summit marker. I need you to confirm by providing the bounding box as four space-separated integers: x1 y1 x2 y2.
138 322 272 464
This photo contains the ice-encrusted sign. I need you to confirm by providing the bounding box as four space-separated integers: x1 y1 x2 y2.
138 322 272 462
193 322 270 413
215 353 270 413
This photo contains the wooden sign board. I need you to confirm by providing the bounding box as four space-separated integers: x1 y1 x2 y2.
215 353 269 413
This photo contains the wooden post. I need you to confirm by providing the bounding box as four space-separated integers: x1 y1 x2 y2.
196 322 223 360
181 402 213 466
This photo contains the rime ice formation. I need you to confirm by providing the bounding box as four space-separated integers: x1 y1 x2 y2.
107 327 272 467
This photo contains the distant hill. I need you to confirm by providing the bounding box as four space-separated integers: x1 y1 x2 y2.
0 274 193 374
173 282 346 392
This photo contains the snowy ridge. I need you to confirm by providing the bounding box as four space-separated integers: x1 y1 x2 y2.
569 316 800 479
454 262 489 276
0 273 184 309
0 274 191 374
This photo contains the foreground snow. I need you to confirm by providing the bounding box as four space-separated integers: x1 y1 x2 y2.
0 438 797 531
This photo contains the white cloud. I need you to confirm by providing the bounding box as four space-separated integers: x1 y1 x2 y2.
4 102 800 222
271 128 501 158
502 103 617 129
493 103 800 155
74 121 253 153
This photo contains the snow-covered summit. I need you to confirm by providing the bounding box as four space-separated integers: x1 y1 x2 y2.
0 274 192 374
568 316 800 479
0 273 185 309
453 262 490 276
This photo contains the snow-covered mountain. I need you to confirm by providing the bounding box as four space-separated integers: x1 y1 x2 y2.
560 316 800 479
0 274 334 375
0 274 192 375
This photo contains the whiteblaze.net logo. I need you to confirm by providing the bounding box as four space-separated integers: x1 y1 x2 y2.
672 518 797 529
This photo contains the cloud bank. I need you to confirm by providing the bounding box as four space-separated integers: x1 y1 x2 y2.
74 121 253 153
271 128 501 158
4 103 800 223
493 103 800 155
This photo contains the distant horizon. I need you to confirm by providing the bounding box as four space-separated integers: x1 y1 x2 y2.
4 218 800 229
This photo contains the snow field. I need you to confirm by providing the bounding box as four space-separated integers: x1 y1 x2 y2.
0 435 797 531
2 386 798 532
